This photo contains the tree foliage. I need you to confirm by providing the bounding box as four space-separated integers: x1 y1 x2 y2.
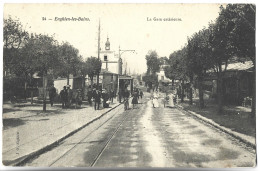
84 57 102 81
145 50 160 74
3 16 29 75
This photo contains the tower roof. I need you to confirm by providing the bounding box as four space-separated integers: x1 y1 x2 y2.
105 37 110 50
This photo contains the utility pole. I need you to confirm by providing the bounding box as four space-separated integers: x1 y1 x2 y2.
97 19 101 90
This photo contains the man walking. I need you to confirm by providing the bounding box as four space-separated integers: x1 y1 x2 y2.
67 85 73 108
109 90 114 103
60 86 67 108
48 84 56 107
87 89 93 106
94 89 101 110
140 90 143 99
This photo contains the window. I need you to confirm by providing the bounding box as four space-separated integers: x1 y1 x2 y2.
161 76 164 80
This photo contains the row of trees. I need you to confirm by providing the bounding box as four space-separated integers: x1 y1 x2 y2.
4 16 102 111
164 4 255 114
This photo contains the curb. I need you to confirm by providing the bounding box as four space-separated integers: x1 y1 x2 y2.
12 102 122 166
176 104 256 150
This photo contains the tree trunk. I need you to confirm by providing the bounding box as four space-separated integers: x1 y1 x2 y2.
217 74 223 114
30 77 33 104
24 81 27 100
43 71 47 112
198 76 205 109
82 76 86 100
31 91 33 104
181 79 184 103
189 86 193 105
189 75 193 105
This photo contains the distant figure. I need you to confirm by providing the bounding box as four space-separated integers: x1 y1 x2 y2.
102 89 110 108
60 86 68 108
109 90 114 103
132 89 139 109
136 88 140 99
74 89 82 109
67 85 73 108
168 93 174 108
139 90 143 99
123 89 130 110
87 90 93 106
152 92 159 108
93 89 101 110
48 84 56 107
118 89 122 103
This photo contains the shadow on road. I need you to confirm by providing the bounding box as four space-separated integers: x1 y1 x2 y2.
3 118 26 130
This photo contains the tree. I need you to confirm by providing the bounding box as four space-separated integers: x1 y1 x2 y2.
145 50 160 75
187 29 213 109
22 34 60 111
208 5 237 113
224 4 255 115
165 48 189 103
3 16 29 74
142 74 158 91
84 57 102 89
57 42 80 85
3 16 29 100
145 50 160 91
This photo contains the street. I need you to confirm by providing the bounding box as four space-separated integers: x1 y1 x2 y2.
25 93 256 168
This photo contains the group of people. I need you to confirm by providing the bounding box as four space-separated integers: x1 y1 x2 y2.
150 90 179 108
59 85 82 108
121 88 144 110
88 88 115 110
49 84 146 111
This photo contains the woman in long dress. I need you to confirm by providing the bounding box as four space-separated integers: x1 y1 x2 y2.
168 93 174 108
152 92 159 108
132 91 138 109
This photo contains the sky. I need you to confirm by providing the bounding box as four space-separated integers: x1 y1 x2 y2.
4 3 222 74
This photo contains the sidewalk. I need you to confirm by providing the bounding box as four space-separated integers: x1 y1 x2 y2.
175 99 256 149
2 99 121 166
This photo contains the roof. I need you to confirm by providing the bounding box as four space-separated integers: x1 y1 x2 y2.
207 61 254 73
226 61 253 71
119 75 133 80
100 69 118 75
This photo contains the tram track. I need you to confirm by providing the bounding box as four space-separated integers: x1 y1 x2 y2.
18 103 123 166
24 98 147 167
24 98 141 167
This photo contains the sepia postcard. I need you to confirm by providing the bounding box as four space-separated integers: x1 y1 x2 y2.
2 2 257 169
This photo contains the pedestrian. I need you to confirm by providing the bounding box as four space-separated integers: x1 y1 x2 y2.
102 89 110 108
74 89 82 109
140 90 143 99
109 90 114 103
137 88 140 99
87 89 93 106
66 85 73 108
132 90 138 109
48 84 56 107
94 89 101 110
60 86 68 108
118 89 122 103
152 92 159 108
124 89 130 110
